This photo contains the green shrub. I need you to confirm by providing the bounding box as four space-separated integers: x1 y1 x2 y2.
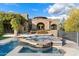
0 20 4 34
0 35 8 40
37 30 48 34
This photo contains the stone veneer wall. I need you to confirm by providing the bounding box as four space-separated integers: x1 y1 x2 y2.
32 19 49 30
48 30 58 37
32 18 59 37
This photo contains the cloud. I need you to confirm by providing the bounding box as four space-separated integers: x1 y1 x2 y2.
48 15 67 19
46 3 79 21
8 10 14 12
47 3 79 17
47 15 68 22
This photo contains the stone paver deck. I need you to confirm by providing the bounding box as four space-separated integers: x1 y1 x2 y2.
6 39 79 56
1 34 79 56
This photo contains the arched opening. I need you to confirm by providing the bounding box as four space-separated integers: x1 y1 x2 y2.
37 22 45 30
51 24 57 30
3 20 13 33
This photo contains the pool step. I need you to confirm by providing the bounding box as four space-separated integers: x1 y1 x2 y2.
53 41 62 46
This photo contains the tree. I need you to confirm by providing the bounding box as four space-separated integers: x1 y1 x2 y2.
0 12 5 34
0 12 28 35
10 18 20 36
0 20 4 35
64 9 79 32
64 9 79 46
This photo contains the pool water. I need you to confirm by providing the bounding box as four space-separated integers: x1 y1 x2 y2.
0 36 64 56
0 41 64 56
19 46 64 56
19 47 57 53
0 41 18 56
27 35 54 42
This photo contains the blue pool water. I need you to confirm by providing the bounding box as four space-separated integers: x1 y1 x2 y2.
0 41 64 56
27 35 54 42
19 46 64 56
19 47 59 53
0 41 18 56
0 36 64 56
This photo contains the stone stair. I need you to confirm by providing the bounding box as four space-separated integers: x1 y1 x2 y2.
52 41 62 46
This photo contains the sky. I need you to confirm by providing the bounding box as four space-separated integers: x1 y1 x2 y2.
0 3 79 19
0 3 53 18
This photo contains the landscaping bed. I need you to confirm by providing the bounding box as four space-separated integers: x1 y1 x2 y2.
0 35 8 40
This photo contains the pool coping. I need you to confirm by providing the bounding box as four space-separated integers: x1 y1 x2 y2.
6 46 63 56
6 38 79 56
0 38 15 45
6 45 79 56
0 36 79 56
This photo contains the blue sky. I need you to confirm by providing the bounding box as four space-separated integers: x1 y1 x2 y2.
0 3 79 19
0 3 53 18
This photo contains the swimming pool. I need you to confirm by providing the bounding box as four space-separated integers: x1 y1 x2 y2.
19 46 64 56
0 40 64 56
0 36 64 56
26 35 55 41
0 41 19 56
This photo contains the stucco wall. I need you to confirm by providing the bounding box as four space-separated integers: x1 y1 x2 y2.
32 19 49 30
31 18 59 37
